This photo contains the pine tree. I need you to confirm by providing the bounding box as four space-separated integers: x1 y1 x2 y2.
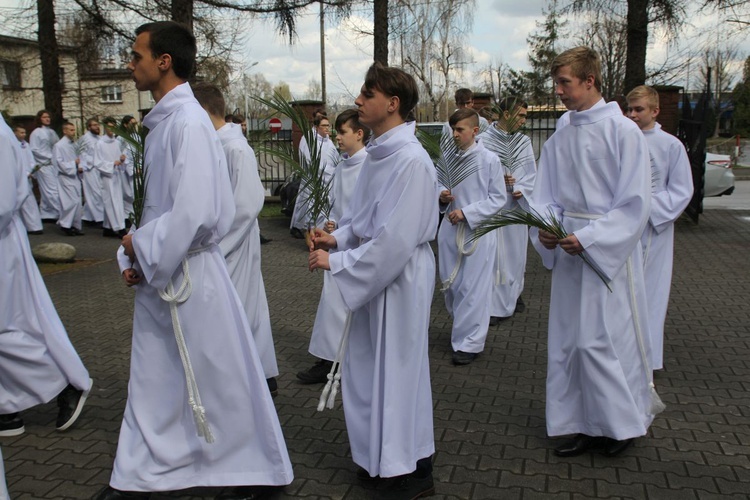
526 0 567 104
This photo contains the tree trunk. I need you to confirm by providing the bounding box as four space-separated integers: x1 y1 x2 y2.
37 0 63 131
373 0 388 65
171 0 194 30
624 0 648 94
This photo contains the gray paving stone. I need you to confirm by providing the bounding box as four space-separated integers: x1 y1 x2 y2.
3 211 750 498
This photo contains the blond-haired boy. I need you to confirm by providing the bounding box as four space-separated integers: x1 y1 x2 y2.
626 85 693 371
528 46 658 458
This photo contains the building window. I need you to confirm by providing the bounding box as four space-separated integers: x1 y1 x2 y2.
101 84 123 103
0 61 22 89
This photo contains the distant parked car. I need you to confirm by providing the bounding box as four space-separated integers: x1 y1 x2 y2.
705 152 735 197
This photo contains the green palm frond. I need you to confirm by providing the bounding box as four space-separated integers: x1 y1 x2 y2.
106 122 149 228
481 127 533 174
472 206 613 292
417 128 481 191
254 93 334 225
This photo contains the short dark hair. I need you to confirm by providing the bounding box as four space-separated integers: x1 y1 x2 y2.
121 115 135 128
449 108 479 128
335 108 371 142
232 114 245 124
313 115 330 127
224 114 234 122
497 96 528 113
454 88 474 105
103 116 117 126
135 21 196 80
35 109 50 126
363 62 419 120
61 121 74 129
191 81 226 118
86 118 99 128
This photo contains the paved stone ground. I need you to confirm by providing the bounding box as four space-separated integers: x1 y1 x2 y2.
2 209 750 500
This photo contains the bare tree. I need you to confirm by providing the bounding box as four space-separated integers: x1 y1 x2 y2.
37 0 64 130
577 11 628 98
390 0 475 121
698 45 741 136
567 0 687 93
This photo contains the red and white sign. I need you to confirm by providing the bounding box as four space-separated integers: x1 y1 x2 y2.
269 117 282 134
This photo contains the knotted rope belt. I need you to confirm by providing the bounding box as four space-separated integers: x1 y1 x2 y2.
158 246 215 443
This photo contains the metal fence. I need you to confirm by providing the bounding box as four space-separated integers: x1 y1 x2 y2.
250 102 564 194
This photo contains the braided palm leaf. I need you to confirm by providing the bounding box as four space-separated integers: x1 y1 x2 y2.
254 93 334 226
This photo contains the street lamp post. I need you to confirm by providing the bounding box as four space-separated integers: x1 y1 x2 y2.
244 61 259 139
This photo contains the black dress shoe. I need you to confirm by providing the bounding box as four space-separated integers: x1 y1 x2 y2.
603 437 634 457
554 434 604 457
489 315 511 326
94 486 151 499
259 234 272 245
356 466 381 485
27 230 44 235
215 485 280 500
72 227 85 236
451 351 478 366
61 226 76 236
289 227 305 239
514 296 526 313
296 359 334 384
266 377 278 398
375 472 435 499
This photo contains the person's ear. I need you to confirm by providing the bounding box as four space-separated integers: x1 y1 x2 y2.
387 96 400 114
158 54 172 72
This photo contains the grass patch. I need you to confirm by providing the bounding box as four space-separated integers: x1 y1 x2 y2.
260 203 284 218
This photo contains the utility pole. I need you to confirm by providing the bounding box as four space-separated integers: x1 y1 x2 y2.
320 1 327 105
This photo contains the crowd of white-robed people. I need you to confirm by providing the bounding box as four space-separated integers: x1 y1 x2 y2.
12 112 140 238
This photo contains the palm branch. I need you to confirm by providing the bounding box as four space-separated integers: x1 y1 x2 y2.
254 93 334 227
472 206 613 292
417 127 481 193
106 122 149 228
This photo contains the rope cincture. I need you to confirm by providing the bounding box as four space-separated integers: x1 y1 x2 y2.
317 310 353 412
441 221 480 292
158 252 215 443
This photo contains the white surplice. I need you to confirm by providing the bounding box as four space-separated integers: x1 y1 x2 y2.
528 100 655 440
437 140 505 353
78 131 104 223
309 147 366 361
29 126 60 219
53 137 83 230
0 119 91 415
17 139 43 232
111 83 292 492
640 123 693 370
328 121 438 478
290 131 339 230
94 136 127 232
217 123 278 379
478 126 537 317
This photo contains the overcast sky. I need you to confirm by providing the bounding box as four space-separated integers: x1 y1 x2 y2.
1 0 748 103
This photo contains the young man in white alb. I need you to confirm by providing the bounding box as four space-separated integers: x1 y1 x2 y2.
626 85 693 371
0 116 92 444
438 108 505 366
13 124 44 235
29 110 60 221
97 21 292 500
309 62 438 499
78 118 104 226
478 97 537 323
95 118 128 238
53 122 85 236
192 81 280 397
298 108 369 383
528 46 659 458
